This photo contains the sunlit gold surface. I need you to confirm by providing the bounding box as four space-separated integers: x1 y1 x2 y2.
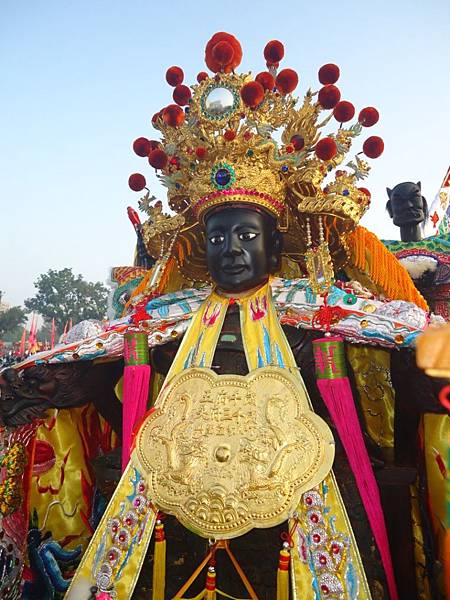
134 367 335 539
304 241 335 294
416 324 450 378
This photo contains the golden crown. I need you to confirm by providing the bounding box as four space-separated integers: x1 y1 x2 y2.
128 32 384 283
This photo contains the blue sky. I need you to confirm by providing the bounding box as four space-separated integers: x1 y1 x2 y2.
1 0 449 307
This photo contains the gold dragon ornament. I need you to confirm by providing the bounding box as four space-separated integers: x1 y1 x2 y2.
133 367 334 538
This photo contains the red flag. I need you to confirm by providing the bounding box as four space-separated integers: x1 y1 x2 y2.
32 314 38 342
440 165 450 189
50 318 55 349
29 313 41 353
19 326 26 356
27 313 36 350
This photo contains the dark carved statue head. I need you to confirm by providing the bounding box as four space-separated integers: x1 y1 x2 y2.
386 182 428 241
386 182 428 226
205 206 282 292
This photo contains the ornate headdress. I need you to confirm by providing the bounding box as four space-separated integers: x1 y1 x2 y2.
127 32 426 310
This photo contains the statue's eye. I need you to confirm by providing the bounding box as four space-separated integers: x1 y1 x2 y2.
209 234 224 245
238 232 257 241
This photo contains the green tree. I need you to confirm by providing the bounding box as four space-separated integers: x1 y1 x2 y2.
0 307 27 337
25 268 108 331
0 291 27 337
37 322 55 343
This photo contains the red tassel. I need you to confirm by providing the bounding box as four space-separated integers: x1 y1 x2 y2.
313 336 398 600
122 332 151 470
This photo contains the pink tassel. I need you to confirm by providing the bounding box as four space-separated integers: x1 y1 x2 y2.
313 336 398 600
122 332 151 470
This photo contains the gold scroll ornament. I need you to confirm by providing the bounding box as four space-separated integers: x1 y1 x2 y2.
133 367 335 539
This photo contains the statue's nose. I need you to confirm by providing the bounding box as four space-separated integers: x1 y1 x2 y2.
223 235 241 256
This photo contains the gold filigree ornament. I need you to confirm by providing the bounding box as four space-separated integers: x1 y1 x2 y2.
133 367 335 539
305 244 335 294
0 442 27 516
304 216 335 293
140 195 185 254
128 33 385 285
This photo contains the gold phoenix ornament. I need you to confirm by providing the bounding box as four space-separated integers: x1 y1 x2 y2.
133 367 335 539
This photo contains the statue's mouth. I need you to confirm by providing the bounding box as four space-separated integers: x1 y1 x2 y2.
222 265 247 274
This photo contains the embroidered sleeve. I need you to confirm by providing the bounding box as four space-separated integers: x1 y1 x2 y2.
272 277 437 349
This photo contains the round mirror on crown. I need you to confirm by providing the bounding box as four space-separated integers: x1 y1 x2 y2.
201 84 240 122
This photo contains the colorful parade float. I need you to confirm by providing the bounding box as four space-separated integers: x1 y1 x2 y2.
1 33 449 600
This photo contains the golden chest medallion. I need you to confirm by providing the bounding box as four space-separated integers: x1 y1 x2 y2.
134 366 335 539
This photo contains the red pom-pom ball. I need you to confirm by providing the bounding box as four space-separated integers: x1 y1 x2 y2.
315 138 338 161
205 32 242 73
240 81 265 108
290 135 305 151
128 173 146 191
162 104 185 127
166 66 184 87
197 71 208 83
148 149 168 170
255 71 275 91
151 110 163 124
318 63 340 85
148 140 161 152
363 136 384 158
212 40 234 65
173 84 192 106
318 85 341 109
358 107 379 127
333 101 355 123
264 40 284 65
275 69 298 95
133 137 151 157
255 71 275 90
358 187 371 199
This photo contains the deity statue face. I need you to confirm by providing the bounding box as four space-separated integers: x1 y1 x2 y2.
386 182 427 227
205 206 281 292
